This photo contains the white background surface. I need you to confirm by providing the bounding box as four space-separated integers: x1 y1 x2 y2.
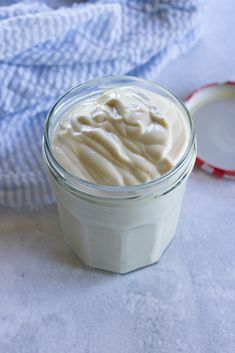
0 1 235 352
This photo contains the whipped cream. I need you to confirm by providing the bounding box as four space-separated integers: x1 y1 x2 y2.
52 87 189 185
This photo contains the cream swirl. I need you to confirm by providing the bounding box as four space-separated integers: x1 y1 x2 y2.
52 87 189 186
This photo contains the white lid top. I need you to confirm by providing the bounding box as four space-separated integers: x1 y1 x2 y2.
185 82 235 179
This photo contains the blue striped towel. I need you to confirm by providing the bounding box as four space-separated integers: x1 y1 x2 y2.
0 0 202 209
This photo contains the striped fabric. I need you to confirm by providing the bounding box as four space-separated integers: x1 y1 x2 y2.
0 0 202 209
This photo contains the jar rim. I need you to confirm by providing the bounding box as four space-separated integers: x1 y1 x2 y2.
43 75 195 197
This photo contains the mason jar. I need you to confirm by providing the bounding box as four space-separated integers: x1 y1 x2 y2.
43 76 196 274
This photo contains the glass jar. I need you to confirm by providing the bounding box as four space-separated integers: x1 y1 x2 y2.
43 76 196 274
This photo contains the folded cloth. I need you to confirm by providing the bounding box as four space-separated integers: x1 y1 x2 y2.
0 0 202 209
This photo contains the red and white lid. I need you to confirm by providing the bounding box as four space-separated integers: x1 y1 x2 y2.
185 82 235 180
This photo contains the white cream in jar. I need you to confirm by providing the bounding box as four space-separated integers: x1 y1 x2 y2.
43 77 196 274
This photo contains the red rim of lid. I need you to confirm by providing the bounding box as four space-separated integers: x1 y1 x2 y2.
186 81 235 180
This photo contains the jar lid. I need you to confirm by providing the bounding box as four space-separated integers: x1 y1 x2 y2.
185 82 235 180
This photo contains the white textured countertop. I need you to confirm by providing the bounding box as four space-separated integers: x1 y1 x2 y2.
1 1 235 352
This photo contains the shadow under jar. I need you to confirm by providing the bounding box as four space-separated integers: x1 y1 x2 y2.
43 76 196 274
